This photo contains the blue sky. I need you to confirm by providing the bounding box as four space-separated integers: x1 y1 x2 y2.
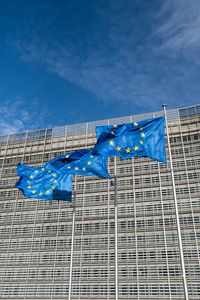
0 0 200 135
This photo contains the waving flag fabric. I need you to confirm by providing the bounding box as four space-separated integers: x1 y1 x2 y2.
15 163 73 201
15 149 110 201
47 149 110 179
15 117 166 200
92 116 166 163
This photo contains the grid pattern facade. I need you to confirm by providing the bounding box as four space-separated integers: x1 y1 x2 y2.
0 105 200 299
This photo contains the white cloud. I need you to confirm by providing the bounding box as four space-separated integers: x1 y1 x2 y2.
0 98 47 135
11 26 169 110
155 0 200 51
8 0 200 113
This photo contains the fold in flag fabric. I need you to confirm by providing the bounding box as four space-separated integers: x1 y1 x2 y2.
92 116 166 163
15 163 73 201
46 149 110 179
15 149 110 201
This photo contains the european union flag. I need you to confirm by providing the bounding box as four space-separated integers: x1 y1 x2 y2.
15 163 73 201
46 149 110 179
92 116 166 163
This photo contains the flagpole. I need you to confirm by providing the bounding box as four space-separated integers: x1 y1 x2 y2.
114 157 119 300
68 176 76 300
162 104 189 300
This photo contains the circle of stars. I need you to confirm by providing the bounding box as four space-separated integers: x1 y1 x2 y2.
26 167 59 197
108 123 146 154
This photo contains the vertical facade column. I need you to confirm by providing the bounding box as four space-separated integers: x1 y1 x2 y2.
162 104 189 300
114 156 118 300
68 177 76 300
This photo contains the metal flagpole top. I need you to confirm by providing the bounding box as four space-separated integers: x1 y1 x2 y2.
162 104 167 108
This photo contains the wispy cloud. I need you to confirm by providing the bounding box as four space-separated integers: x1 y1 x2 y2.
10 1 169 110
8 0 200 113
155 0 200 51
0 98 48 135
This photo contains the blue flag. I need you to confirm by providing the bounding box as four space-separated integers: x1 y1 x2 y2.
46 149 110 179
92 116 166 163
15 163 73 201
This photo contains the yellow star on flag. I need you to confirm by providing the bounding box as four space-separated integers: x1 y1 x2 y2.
113 124 117 128
116 146 121 152
54 180 57 183
87 161 91 165
67 166 71 169
32 191 36 194
52 186 55 189
30 175 33 179
134 122 138 126
82 168 86 171
111 131 115 135
35 170 38 174
52 174 56 177
140 140 143 145
27 181 30 184
48 170 51 173
126 147 131 153
65 155 69 158
109 140 114 145
46 190 50 194
27 186 31 189
140 127 143 130
75 167 79 170
90 155 93 158
41 168 45 171
39 192 43 195
141 133 145 138
134 146 139 151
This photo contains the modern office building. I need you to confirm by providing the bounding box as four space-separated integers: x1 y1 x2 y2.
0 105 200 300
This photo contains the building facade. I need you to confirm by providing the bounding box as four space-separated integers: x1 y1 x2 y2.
0 105 200 299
